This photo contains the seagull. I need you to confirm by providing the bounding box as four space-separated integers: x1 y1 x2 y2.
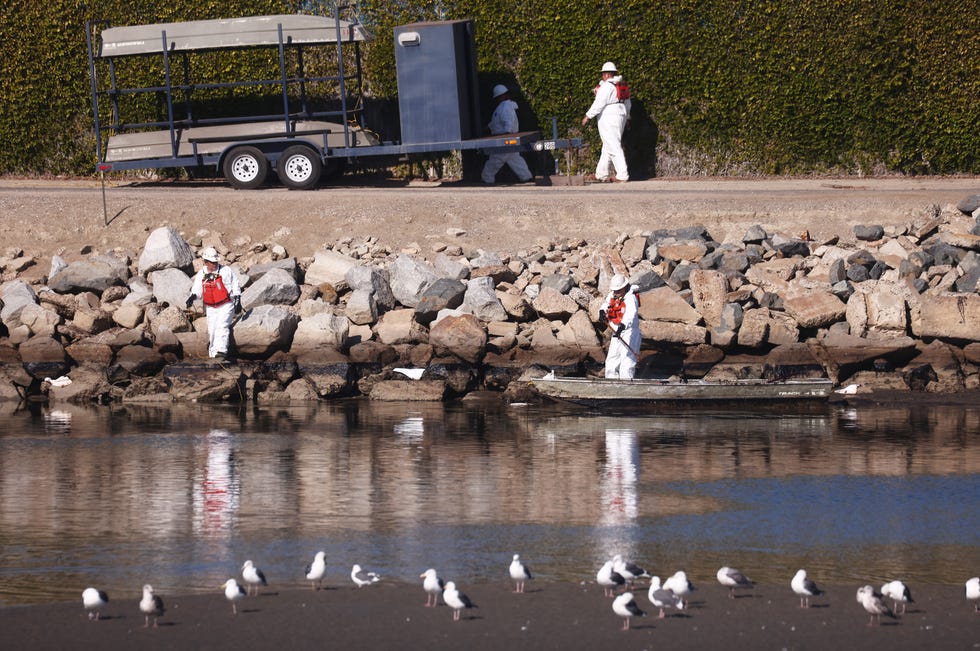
351 564 381 587
857 585 896 626
791 569 823 608
612 592 645 630
443 581 477 621
305 551 327 591
139 584 165 628
241 560 267 596
966 577 980 612
612 554 650 587
82 587 109 621
647 576 685 618
880 580 913 614
509 554 533 593
597 560 626 597
420 568 444 607
663 570 694 597
222 578 246 614
717 566 754 599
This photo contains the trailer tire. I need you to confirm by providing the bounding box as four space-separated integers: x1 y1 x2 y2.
223 146 269 189
277 145 322 190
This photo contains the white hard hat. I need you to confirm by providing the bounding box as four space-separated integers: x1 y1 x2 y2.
201 247 220 263
609 273 628 291
601 61 619 74
492 84 509 98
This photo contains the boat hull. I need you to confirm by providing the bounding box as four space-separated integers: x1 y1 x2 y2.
530 376 833 405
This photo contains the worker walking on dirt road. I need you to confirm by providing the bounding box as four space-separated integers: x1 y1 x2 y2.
186 247 242 360
482 84 534 185
581 62 631 182
599 273 641 379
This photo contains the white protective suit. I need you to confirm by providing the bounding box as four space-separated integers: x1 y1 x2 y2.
481 98 533 184
585 76 631 181
190 264 242 358
602 286 641 379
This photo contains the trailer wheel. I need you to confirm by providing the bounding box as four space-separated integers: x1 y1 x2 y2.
223 146 269 189
277 145 322 190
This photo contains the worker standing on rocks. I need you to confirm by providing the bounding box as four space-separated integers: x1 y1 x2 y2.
186 247 242 360
482 84 534 185
599 274 641 379
581 61 630 182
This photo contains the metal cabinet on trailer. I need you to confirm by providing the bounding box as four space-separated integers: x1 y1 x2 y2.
393 20 481 146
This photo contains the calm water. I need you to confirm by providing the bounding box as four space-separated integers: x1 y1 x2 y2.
0 398 977 606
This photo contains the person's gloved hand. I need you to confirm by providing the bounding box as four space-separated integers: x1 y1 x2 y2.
185 295 195 309
616 323 625 335
233 296 242 314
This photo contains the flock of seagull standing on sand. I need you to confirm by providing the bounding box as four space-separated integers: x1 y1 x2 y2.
81 554 980 630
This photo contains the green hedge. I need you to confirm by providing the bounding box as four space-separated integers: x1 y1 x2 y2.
2 0 978 177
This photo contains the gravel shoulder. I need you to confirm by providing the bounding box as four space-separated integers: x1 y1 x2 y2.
2 177 978 265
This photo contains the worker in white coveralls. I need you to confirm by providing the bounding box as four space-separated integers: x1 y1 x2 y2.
186 247 242 360
599 274 641 379
482 84 534 185
581 61 631 182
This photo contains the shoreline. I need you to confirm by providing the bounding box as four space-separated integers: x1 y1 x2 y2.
3 581 977 650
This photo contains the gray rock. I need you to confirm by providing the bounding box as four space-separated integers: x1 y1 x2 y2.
305 249 358 290
770 235 810 258
540 273 574 294
846 264 870 282
854 224 884 241
234 305 299 357
292 311 349 352
828 258 846 284
19 335 69 379
415 278 466 325
531 286 578 320
830 280 854 300
138 226 194 275
462 276 507 322
241 267 299 310
49 255 68 278
48 258 127 294
148 267 193 309
743 225 768 243
116 345 166 377
956 194 980 215
345 264 396 311
388 254 441 308
345 289 378 325
1 280 37 329
248 258 299 283
433 253 470 280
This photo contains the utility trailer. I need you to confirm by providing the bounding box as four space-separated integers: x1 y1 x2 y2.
86 12 578 189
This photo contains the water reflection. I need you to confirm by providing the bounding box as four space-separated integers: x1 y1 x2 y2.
0 400 977 606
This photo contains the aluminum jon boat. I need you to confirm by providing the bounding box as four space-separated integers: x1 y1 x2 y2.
529 375 834 405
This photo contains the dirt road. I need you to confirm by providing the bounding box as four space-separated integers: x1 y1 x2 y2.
1 177 977 264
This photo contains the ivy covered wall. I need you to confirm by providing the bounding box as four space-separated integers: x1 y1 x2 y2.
1 0 978 177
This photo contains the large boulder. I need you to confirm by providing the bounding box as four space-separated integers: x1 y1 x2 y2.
19 335 69 379
115 344 166 377
375 308 428 345
689 269 728 328
345 264 397 311
234 305 299 357
138 226 194 275
304 249 357 290
462 276 508 322
429 313 487 363
388 254 441 308
531 287 578 320
345 290 378 325
48 255 129 294
240 267 300 310
415 278 466 325
163 363 245 401
149 267 193 309
292 311 349 352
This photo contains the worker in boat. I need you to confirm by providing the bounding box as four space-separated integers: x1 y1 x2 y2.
186 247 242 360
598 273 641 379
481 84 534 185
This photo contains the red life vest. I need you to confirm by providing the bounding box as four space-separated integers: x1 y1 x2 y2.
606 296 626 325
202 272 231 307
594 80 631 102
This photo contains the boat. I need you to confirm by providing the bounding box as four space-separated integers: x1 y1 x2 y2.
529 375 834 405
